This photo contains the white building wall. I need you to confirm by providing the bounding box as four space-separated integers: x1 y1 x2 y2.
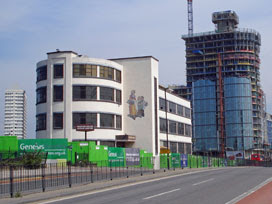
111 57 160 156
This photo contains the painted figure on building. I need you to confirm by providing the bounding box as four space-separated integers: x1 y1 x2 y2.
137 96 148 118
127 90 148 120
127 90 137 119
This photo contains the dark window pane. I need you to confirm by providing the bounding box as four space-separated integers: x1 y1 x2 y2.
170 142 177 153
169 120 177 134
73 64 97 78
169 102 176 114
53 113 63 129
36 87 47 104
37 66 47 82
116 70 121 83
159 98 166 111
160 118 167 132
116 115 122 129
185 108 191 118
177 105 184 116
185 124 191 137
53 86 63 102
100 66 114 80
178 143 185 153
100 113 114 128
186 143 192 154
178 123 185 135
116 90 121 104
73 86 97 101
73 113 97 129
100 87 114 101
36 114 46 131
100 141 115 147
54 64 63 78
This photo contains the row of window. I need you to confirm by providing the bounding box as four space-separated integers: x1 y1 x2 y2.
36 86 121 104
36 113 122 131
159 98 191 119
37 64 121 83
160 118 192 137
161 141 192 154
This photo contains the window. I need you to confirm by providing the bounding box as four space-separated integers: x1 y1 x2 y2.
169 120 177 134
185 124 191 137
53 113 63 129
170 142 177 153
36 114 46 131
116 70 121 83
100 66 114 80
37 66 47 82
73 86 97 101
178 123 184 135
169 102 176 114
177 105 184 116
160 118 167 132
53 86 63 102
100 113 114 128
54 64 63 78
100 141 115 147
36 87 46 104
72 113 97 128
159 98 166 111
186 143 192 154
116 115 122 129
116 90 121 104
185 108 191 118
178 143 185 154
100 87 114 101
73 64 97 78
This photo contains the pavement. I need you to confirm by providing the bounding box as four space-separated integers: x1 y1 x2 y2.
1 167 271 204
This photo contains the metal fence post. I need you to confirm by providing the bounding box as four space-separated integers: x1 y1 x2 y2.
110 161 113 180
140 158 143 176
9 165 14 198
90 164 93 183
127 166 129 178
68 162 72 188
42 164 46 192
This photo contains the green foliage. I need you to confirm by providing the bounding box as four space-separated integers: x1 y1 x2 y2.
15 191 22 198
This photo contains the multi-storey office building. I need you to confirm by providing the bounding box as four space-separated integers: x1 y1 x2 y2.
4 89 27 139
182 11 264 155
36 51 192 166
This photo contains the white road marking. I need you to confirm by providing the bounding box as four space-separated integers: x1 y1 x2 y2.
193 178 214 186
37 168 226 204
225 177 272 204
143 188 180 200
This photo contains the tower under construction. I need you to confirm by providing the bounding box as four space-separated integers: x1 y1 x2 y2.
182 11 265 156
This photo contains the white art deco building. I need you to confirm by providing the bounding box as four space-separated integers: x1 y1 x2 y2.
4 89 27 139
36 50 192 160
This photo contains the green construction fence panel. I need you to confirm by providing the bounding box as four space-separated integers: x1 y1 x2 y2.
171 153 181 168
0 136 18 153
108 147 125 167
89 145 108 167
18 139 68 160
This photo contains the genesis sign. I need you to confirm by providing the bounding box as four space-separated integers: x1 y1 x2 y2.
18 139 68 159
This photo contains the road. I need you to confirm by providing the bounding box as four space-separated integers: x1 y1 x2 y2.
37 167 272 204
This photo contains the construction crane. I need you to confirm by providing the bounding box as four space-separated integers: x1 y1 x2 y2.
187 0 193 35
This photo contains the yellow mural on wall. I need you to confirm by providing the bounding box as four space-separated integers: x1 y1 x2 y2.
127 90 148 120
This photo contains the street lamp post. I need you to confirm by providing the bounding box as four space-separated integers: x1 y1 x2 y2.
164 87 170 170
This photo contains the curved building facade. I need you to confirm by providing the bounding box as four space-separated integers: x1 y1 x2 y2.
36 51 123 144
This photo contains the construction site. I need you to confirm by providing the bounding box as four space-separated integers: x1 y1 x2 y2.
181 0 267 157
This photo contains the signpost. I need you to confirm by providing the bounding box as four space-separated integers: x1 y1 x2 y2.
76 124 95 141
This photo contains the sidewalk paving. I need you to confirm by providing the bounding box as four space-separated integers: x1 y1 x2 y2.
0 167 217 204
237 181 272 204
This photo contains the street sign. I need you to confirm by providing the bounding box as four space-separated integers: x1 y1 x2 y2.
76 124 94 132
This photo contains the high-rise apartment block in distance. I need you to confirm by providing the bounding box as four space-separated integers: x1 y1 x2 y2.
4 89 27 139
182 11 265 155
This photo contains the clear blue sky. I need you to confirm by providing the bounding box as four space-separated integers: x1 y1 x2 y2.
0 0 271 138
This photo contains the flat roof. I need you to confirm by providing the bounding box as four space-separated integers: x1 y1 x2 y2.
47 50 78 55
159 85 191 103
109 56 159 62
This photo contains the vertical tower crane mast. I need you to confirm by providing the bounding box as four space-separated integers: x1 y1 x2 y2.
187 0 193 35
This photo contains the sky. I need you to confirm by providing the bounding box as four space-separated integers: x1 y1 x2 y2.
0 0 271 139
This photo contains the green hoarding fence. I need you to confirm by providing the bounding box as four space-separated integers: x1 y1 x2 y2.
108 147 125 167
171 153 181 168
89 145 108 167
140 150 153 169
0 136 18 152
18 139 68 160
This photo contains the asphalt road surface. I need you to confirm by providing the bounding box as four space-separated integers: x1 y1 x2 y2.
39 167 272 204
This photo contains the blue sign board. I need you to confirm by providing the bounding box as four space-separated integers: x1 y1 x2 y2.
180 154 188 167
